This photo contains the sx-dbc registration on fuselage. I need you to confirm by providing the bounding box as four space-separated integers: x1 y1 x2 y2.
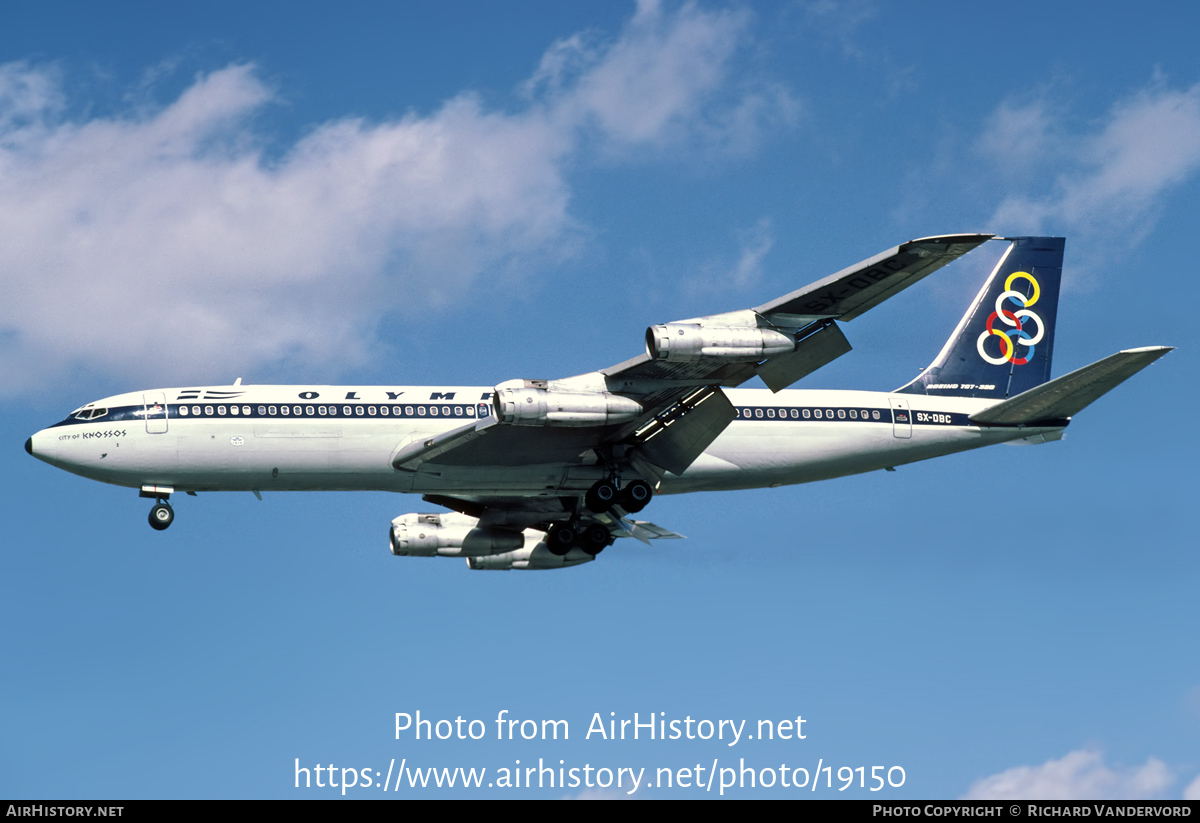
27 234 1170 570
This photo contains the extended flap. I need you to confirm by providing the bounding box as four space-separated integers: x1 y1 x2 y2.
635 387 737 475
756 321 852 392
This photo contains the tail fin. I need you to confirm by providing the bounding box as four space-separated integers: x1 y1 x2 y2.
898 236 1064 399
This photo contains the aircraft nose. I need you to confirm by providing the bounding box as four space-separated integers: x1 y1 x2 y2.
26 430 56 463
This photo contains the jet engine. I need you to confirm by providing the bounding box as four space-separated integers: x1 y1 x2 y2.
466 539 596 571
389 512 524 558
646 323 795 361
492 381 642 427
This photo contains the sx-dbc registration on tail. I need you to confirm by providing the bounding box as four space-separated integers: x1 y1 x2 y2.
27 235 1170 570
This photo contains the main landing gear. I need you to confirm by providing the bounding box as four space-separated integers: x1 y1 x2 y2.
148 499 174 531
545 476 654 556
584 478 652 514
546 522 612 557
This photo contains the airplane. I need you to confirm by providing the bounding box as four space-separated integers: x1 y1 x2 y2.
25 234 1171 570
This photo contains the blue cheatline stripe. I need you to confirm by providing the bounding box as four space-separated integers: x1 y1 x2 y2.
732 406 971 427
48 402 493 427
48 402 973 428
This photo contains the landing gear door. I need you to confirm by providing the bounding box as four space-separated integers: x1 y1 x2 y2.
143 392 168 434
889 396 912 439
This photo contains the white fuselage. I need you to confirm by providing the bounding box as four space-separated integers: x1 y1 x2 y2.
27 383 1063 497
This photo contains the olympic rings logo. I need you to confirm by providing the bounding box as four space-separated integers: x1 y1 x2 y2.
976 271 1044 366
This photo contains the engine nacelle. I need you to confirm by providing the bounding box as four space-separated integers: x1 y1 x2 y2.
493 381 642 427
389 513 524 558
466 538 596 571
646 323 794 362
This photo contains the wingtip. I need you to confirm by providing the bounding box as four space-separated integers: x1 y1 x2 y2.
1120 345 1174 356
908 232 995 245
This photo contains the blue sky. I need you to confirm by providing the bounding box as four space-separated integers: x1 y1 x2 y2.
2 0 1197 799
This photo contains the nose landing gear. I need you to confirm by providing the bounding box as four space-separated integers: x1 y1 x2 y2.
148 500 174 531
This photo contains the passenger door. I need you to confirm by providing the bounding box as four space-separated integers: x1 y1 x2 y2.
143 392 168 434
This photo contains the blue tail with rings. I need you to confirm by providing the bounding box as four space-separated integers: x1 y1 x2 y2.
897 236 1064 399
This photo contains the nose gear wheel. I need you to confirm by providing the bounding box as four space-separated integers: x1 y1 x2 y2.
148 500 174 531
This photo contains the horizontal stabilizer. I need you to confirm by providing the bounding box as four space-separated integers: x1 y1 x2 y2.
969 347 1172 426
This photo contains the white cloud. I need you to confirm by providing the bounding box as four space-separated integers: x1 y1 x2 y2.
731 216 774 288
988 81 1200 242
527 0 794 156
976 98 1058 172
0 2 785 396
962 748 1172 800
561 786 636 799
1184 773 1200 801
679 216 775 303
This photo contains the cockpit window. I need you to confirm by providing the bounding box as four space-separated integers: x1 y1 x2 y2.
88 408 108 420
72 407 108 421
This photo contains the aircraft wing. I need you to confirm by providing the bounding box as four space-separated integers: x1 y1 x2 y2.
397 233 993 489
600 233 993 398
753 233 994 321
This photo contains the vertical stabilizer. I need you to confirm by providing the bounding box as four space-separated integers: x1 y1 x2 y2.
898 236 1064 399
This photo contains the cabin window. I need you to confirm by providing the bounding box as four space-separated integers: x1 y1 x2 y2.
837 409 845 419
178 406 189 417
229 405 239 415
368 406 376 415
405 406 414 416
872 411 880 420
342 406 352 416
205 406 214 416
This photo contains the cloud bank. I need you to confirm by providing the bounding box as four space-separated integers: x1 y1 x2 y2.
962 749 1172 800
0 1 790 396
986 80 1200 244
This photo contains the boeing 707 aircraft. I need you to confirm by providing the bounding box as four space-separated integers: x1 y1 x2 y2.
26 235 1170 570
